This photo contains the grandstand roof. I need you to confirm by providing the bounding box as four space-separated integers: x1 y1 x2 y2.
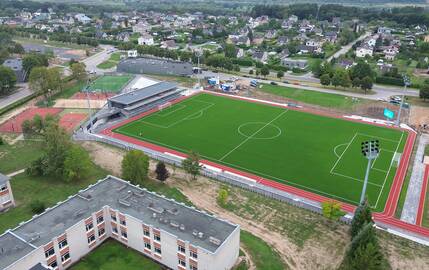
108 82 178 106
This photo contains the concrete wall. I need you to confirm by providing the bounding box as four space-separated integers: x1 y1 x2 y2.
5 246 45 270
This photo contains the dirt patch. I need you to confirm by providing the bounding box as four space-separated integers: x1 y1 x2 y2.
410 105 429 127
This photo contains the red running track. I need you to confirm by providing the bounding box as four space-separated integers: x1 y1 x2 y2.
100 92 429 239
0 108 63 133
59 113 87 132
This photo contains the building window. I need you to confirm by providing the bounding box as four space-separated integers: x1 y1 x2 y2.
58 239 68 249
190 250 198 259
61 252 70 262
85 223 94 231
178 259 186 267
87 234 96 244
45 248 55 258
121 230 127 239
49 261 58 269
111 214 117 221
154 247 161 255
0 185 6 191
97 216 104 224
98 227 105 237
178 245 185 253
120 220 126 226
154 234 161 242
144 242 151 249
112 227 118 234
190 265 198 270
143 229 150 237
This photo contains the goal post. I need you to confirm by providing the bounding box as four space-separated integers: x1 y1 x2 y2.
158 102 172 111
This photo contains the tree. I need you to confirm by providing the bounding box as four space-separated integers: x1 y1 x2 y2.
23 54 49 74
332 69 351 88
277 71 284 78
122 150 149 185
340 223 390 270
420 84 429 102
349 61 374 81
249 69 254 75
29 67 62 98
224 43 237 58
63 145 92 182
322 200 344 221
217 188 229 207
155 161 170 182
71 62 87 82
182 151 202 180
361 76 373 93
331 70 342 88
350 199 373 238
0 66 16 95
320 74 331 86
352 77 361 88
261 66 270 77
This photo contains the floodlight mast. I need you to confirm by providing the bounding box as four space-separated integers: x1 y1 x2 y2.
360 140 380 204
85 77 93 131
396 74 410 126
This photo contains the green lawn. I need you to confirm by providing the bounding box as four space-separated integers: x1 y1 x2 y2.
113 93 407 211
89 75 133 93
96 52 123 70
259 84 368 109
0 166 108 234
240 231 286 270
70 240 162 270
0 141 44 174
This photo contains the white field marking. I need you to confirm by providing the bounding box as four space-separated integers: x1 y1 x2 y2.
156 104 186 117
356 132 400 143
372 168 388 173
237 122 282 140
371 149 390 172
331 171 383 187
118 128 361 205
139 102 215 129
333 143 349 158
330 133 358 174
219 110 288 161
374 131 405 208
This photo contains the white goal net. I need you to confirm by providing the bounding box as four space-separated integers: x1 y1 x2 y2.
158 102 172 111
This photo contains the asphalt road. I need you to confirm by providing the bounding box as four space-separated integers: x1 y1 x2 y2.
0 83 32 110
326 31 371 62
82 45 117 75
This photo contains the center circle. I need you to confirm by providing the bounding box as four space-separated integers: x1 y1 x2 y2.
238 122 282 140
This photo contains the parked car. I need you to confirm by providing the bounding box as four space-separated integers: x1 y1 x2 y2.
283 80 289 84
270 82 278 85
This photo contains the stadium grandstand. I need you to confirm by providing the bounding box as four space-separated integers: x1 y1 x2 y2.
84 81 186 131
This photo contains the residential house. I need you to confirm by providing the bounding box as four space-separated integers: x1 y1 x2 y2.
252 51 268 64
235 48 245 58
2 58 26 82
324 31 338 43
161 40 178 50
383 46 399 61
288 15 299 23
117 32 130 42
277 36 289 46
127 50 138 58
265 30 277 39
281 58 308 69
338 59 354 69
356 46 373 58
74 14 91 24
138 34 154 46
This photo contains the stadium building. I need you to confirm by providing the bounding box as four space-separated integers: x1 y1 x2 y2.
0 176 240 270
117 56 193 77
0 173 15 212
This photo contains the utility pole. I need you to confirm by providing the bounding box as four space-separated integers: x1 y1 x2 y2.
396 74 410 126
85 77 93 132
360 140 380 204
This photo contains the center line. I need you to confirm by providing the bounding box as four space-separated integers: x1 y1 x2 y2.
219 110 288 161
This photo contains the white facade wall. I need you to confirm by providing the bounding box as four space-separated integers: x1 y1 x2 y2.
5 247 45 270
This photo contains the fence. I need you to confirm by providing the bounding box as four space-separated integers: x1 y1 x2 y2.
74 131 429 246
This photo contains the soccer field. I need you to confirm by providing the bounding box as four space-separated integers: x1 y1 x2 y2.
89 75 133 93
113 93 408 211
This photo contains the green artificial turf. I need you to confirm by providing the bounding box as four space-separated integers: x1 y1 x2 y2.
114 93 407 211
89 75 133 93
259 84 368 109
70 240 162 270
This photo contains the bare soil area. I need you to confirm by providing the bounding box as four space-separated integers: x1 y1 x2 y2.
83 141 429 270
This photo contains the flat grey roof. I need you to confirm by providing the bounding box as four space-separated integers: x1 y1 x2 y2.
29 263 50 270
0 176 237 268
109 82 178 106
0 232 35 269
0 173 9 186
2 58 23 71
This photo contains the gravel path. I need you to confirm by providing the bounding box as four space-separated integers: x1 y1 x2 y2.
401 133 429 224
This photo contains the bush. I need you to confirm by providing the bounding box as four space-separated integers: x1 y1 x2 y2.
375 76 404 86
217 188 229 207
30 200 46 214
0 136 4 145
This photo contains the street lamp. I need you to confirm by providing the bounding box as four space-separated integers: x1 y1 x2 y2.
84 77 94 132
360 140 380 204
396 74 411 126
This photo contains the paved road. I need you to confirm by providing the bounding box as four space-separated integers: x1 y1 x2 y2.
0 83 32 110
327 31 371 62
198 70 418 101
82 45 117 75
401 134 429 224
